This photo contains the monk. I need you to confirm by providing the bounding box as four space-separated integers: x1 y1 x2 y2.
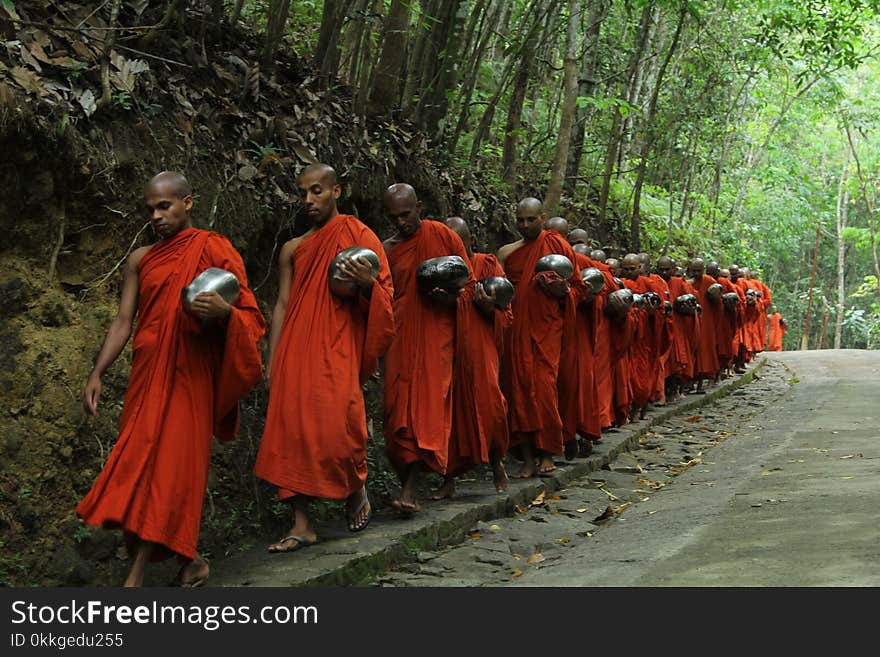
639 252 672 406
382 184 472 515
255 164 395 552
767 305 786 351
727 265 749 373
78 172 265 587
750 269 773 351
708 261 741 376
606 257 622 278
548 217 601 459
432 216 511 498
658 256 698 401
732 265 761 366
498 199 587 477
687 258 721 392
620 253 666 419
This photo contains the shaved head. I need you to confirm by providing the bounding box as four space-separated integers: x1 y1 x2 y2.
688 257 705 280
657 255 674 281
444 216 472 256
146 171 192 198
706 260 720 277
621 253 641 280
546 216 570 238
638 252 651 275
569 228 589 245
299 162 337 186
719 268 730 278
384 182 418 205
384 183 422 238
605 258 621 276
517 197 543 214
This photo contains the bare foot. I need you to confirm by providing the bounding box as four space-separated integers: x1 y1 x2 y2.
176 554 210 587
429 477 456 500
513 460 537 478
492 460 509 492
390 499 421 517
537 454 557 476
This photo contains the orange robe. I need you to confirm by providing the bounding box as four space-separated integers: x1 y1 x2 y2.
755 279 772 351
767 312 785 351
690 275 721 378
447 253 511 476
587 262 619 431
558 253 607 442
665 276 698 381
736 277 762 360
645 273 672 401
384 220 471 475
77 228 265 561
716 276 742 368
502 230 587 455
254 215 395 501
624 275 670 409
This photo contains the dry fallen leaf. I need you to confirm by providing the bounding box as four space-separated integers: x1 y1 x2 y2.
531 491 546 506
576 508 588 513
470 532 481 540
840 455 854 460
593 505 615 523
683 415 702 422
510 568 523 578
489 524 500 531
558 537 571 544
514 504 528 514
527 553 546 565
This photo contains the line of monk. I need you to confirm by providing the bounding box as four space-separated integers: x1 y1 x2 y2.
76 165 777 586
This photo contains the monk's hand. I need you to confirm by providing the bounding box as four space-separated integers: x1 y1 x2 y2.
83 373 102 417
428 286 461 307
474 282 496 316
191 291 232 320
534 270 570 299
337 255 375 293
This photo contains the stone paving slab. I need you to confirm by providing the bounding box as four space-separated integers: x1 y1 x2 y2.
210 360 766 587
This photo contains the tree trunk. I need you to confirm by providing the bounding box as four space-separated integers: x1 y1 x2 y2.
834 149 851 349
544 0 581 214
449 1 501 153
630 2 687 251
354 0 385 116
844 122 880 296
500 4 542 183
262 0 292 71
230 0 245 25
801 225 821 350
367 0 412 117
422 0 469 143
564 0 607 194
597 3 654 226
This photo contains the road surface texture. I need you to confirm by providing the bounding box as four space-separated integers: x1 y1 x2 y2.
372 350 880 586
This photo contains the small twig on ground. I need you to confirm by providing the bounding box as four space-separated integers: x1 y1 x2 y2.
80 221 150 299
48 203 67 281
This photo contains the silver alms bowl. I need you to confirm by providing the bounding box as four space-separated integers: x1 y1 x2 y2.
182 268 240 316
416 255 470 293
580 267 605 295
535 254 574 280
328 246 380 297
479 276 515 309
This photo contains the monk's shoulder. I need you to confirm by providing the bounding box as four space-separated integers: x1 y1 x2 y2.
128 245 152 271
381 235 401 258
497 240 523 264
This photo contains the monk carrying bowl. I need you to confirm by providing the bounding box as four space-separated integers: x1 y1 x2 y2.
580 267 605 295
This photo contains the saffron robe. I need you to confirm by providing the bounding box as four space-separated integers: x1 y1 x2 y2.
690 275 721 378
665 276 699 381
755 279 772 351
623 275 670 409
715 276 742 368
735 277 762 359
767 312 785 351
558 253 607 442
590 262 621 429
77 228 265 560
384 220 471 475
254 215 395 500
502 230 587 455
447 253 511 476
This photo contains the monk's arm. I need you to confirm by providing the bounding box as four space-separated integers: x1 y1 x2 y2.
265 240 295 387
82 248 145 416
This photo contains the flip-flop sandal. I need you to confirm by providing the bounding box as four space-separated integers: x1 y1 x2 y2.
347 490 373 533
267 534 318 554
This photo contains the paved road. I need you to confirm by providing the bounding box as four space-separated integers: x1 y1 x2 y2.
515 349 880 586
372 350 880 587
